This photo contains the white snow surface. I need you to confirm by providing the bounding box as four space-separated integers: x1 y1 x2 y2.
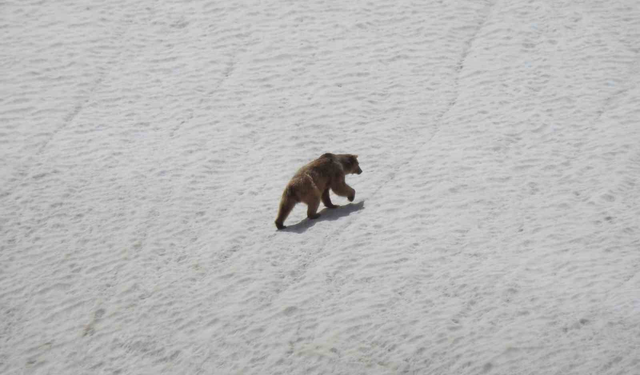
2 0 640 374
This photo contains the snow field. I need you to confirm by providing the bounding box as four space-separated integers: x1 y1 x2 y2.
1 0 640 374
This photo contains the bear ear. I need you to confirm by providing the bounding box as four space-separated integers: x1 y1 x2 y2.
353 154 358 159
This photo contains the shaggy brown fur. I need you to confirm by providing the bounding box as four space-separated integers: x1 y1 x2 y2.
275 153 362 230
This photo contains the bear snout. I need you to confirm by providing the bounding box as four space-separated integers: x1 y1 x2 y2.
356 167 362 174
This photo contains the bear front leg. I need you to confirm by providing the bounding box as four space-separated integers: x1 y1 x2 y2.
331 177 356 202
321 189 338 208
307 198 321 220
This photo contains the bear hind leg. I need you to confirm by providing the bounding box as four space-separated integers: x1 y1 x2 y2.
275 196 296 230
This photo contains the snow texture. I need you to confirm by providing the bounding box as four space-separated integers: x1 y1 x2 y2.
2 0 640 374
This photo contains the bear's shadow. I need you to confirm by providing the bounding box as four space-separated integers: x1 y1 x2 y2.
282 200 365 234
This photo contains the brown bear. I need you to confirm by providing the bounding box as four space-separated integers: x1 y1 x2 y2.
275 153 362 230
